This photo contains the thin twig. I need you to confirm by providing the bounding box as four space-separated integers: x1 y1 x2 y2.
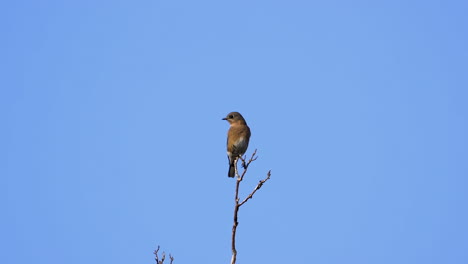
238 150 258 181
239 170 271 206
154 246 173 264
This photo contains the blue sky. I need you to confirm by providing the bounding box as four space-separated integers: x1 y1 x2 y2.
2 0 468 263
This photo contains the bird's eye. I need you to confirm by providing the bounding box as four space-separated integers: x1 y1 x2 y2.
229 115 234 119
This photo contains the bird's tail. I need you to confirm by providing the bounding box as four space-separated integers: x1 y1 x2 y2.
228 162 235 178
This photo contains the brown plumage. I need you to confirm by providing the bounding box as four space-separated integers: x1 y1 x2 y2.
223 112 251 177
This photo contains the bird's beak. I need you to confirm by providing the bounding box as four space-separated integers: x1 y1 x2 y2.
222 117 227 120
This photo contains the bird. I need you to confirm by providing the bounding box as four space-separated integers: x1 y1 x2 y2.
223 112 251 178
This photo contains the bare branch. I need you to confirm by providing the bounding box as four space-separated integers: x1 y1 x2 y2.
239 170 271 207
238 149 258 181
231 149 271 264
154 246 173 264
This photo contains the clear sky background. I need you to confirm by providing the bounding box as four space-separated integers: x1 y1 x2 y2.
2 0 468 263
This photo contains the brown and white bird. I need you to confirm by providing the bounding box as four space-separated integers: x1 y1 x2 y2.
223 112 251 178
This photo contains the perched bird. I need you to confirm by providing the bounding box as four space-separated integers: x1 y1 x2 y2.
223 112 251 177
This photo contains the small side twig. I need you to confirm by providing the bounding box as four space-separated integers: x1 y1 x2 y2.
239 170 271 206
154 246 174 264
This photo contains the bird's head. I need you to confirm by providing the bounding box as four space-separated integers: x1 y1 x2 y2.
222 112 247 125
